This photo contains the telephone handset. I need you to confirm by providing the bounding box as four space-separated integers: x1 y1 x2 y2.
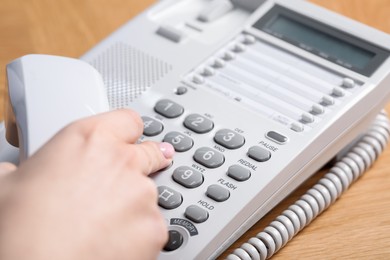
1 0 390 259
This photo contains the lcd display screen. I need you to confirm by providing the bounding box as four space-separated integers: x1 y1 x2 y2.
264 15 375 70
253 5 389 76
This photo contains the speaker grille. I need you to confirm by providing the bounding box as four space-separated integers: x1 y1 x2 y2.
88 42 173 108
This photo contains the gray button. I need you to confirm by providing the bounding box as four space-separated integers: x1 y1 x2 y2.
227 165 251 181
142 116 164 136
214 129 245 149
342 77 355 88
156 25 185 43
206 184 230 202
172 166 203 188
185 205 209 223
154 99 184 118
163 230 184 251
158 186 183 209
163 132 194 152
193 147 225 168
266 131 288 144
175 86 188 95
184 114 214 133
248 146 271 162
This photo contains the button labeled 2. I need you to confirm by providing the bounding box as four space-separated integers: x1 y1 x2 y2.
184 114 214 133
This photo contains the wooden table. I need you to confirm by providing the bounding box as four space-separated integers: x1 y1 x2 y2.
1 1 389 259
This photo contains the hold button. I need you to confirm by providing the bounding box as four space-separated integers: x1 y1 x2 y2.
266 131 288 144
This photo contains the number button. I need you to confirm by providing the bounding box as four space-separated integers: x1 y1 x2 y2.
154 99 184 118
142 116 164 136
214 129 245 149
172 166 203 188
163 132 194 152
157 186 183 209
193 147 225 168
184 114 214 133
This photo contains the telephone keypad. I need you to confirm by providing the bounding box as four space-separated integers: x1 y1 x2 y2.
206 184 230 202
172 166 203 188
193 147 225 168
184 114 214 133
185 205 209 223
158 186 183 209
163 131 194 152
227 165 251 181
142 116 164 136
214 129 245 149
155 99 184 118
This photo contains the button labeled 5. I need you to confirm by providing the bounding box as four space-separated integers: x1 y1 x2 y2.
163 131 194 152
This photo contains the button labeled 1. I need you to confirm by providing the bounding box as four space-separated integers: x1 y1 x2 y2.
154 99 184 118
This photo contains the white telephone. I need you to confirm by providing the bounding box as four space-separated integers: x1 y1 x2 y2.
1 0 390 259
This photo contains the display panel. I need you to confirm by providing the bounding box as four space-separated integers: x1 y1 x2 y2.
253 5 389 76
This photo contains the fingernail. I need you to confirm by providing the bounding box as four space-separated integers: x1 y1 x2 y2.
159 142 175 159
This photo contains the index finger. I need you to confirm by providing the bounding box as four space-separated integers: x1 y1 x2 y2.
131 141 175 175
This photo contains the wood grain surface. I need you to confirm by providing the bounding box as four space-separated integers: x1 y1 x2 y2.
0 1 389 259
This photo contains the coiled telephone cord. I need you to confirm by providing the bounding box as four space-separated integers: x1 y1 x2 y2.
227 111 390 260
